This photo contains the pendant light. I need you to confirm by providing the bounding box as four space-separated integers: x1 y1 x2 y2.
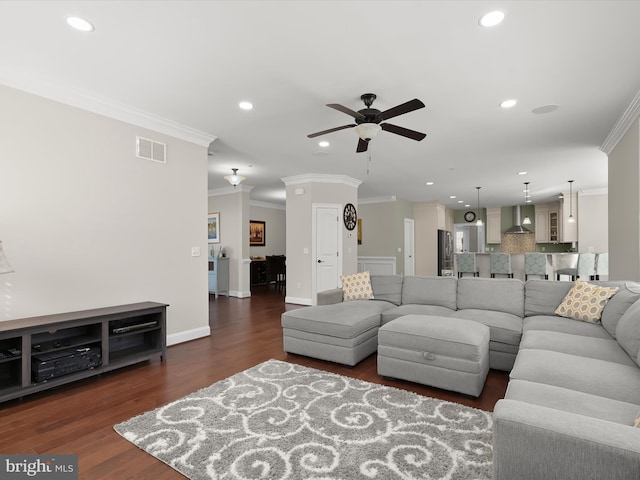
224 168 246 187
567 180 576 223
475 186 483 226
522 182 532 225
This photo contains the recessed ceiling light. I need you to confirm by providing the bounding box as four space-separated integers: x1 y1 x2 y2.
426 181 434 186
479 10 505 27
457 200 464 204
239 101 253 110
500 99 517 109
518 171 527 175
532 104 559 114
66 16 94 32
465 204 471 208
449 195 456 199
318 141 329 148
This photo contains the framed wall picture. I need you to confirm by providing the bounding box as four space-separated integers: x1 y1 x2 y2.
208 212 220 243
249 220 266 246
357 218 362 245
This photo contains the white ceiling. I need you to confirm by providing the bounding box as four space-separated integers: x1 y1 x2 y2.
2 1 639 209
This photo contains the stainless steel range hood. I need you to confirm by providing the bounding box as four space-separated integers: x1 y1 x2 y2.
504 205 532 234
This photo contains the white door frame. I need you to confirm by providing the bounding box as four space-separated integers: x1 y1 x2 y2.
311 203 342 304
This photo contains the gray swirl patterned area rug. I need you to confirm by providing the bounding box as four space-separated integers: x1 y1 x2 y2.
114 359 493 479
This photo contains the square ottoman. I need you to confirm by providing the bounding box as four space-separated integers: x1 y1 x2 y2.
377 314 490 397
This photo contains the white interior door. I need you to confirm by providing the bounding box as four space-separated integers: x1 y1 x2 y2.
313 204 341 303
404 218 415 276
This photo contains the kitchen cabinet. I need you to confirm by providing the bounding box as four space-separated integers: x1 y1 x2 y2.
486 208 502 244
535 202 561 243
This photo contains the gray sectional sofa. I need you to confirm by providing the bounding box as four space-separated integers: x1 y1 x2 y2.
281 274 640 479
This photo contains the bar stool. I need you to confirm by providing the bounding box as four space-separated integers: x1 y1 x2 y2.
556 252 596 281
595 252 608 280
490 253 513 278
524 253 549 280
456 252 479 278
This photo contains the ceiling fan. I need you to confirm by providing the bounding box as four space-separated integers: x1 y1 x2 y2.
308 93 427 153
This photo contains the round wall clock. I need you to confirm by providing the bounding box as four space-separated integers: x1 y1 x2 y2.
343 203 357 230
464 211 476 223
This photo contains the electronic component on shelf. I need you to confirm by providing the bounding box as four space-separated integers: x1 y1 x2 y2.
111 320 158 334
32 346 102 383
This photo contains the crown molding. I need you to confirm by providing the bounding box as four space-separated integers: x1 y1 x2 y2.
0 70 216 148
250 200 286 211
208 184 254 197
281 173 362 188
601 88 640 155
579 188 608 197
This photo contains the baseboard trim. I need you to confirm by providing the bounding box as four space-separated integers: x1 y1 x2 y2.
285 296 312 305
167 326 211 346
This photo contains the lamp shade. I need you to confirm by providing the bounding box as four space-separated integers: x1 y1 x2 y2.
354 123 381 141
0 241 14 274
224 168 246 187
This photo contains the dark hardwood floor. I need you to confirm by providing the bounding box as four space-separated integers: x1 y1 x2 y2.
0 286 508 479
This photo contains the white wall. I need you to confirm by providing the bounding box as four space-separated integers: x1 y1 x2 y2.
0 86 210 342
208 187 252 297
578 192 608 253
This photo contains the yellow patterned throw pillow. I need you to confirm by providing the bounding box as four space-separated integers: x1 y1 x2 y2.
555 279 619 323
341 271 374 302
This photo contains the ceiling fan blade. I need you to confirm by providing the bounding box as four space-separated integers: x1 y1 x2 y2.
327 103 367 120
307 124 356 138
356 138 369 153
381 123 427 141
380 98 425 121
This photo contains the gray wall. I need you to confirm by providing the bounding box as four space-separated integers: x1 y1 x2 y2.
249 204 286 256
608 117 640 280
0 85 210 342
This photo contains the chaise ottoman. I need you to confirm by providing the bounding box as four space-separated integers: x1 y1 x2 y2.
377 314 490 397
281 300 394 366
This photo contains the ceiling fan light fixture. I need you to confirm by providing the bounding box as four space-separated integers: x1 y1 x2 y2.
354 123 381 141
224 168 246 187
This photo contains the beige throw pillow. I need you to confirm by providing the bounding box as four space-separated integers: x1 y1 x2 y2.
555 279 619 323
341 271 374 302
635 411 640 428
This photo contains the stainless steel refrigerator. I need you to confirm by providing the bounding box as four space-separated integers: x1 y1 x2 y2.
437 229 454 276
